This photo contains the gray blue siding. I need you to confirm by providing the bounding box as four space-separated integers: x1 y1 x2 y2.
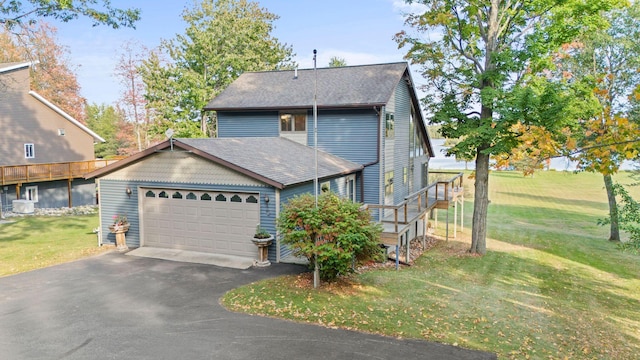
393 80 411 204
217 111 279 138
313 109 379 164
363 164 380 218
279 182 314 260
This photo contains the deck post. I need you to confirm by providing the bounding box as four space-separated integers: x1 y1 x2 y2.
460 195 464 231
454 198 457 239
434 209 438 229
67 179 72 207
422 213 427 248
406 230 410 265
446 206 449 241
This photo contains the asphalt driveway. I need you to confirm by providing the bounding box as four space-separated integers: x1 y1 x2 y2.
0 252 496 359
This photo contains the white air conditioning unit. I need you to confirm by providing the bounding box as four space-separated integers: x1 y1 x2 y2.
13 200 34 214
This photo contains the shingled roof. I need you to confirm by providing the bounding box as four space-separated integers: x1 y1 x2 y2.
86 137 362 189
204 62 410 111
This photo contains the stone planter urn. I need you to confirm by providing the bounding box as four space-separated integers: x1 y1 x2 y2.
109 223 130 252
251 235 273 267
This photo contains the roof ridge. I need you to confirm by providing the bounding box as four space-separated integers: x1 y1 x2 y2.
0 61 35 74
243 61 407 74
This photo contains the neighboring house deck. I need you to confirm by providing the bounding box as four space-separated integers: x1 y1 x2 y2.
0 160 118 186
0 159 119 209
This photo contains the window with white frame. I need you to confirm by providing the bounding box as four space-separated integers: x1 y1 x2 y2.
345 176 356 201
24 143 35 159
58 128 65 136
280 112 306 132
25 186 38 202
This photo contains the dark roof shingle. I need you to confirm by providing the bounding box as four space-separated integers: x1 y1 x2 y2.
87 137 362 188
177 137 362 187
205 62 409 110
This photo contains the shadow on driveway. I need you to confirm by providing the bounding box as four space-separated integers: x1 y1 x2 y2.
0 252 496 359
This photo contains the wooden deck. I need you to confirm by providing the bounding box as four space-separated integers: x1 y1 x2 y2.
0 159 119 186
363 171 465 268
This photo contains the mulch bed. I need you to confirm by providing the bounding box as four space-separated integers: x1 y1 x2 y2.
386 235 439 265
289 235 443 290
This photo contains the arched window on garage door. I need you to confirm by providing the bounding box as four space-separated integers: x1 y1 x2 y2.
246 195 258 203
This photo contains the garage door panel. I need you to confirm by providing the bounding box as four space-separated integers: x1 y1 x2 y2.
186 206 198 217
142 188 261 258
200 207 213 217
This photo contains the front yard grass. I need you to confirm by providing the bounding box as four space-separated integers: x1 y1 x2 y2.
222 171 640 359
0 214 109 277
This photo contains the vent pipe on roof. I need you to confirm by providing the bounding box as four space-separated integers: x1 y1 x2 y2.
294 68 298 79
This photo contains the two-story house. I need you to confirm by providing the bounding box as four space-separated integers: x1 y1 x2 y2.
0 62 106 212
87 62 436 264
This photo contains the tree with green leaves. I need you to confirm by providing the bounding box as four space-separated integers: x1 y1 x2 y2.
139 0 296 138
396 0 623 254
0 0 139 30
85 103 133 158
328 56 346 67
599 183 640 253
557 3 640 242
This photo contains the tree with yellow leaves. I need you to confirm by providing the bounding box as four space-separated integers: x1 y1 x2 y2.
557 3 640 241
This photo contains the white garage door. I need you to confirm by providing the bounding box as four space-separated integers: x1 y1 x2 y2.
142 188 260 258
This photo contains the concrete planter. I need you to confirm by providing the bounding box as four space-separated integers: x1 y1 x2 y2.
251 235 273 267
109 223 130 252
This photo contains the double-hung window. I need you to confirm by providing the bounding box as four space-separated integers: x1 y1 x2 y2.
24 143 35 159
280 113 306 132
280 112 307 145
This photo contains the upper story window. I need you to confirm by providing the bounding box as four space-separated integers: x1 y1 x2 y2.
58 128 65 136
24 143 35 159
385 113 394 138
280 113 306 132
385 171 394 196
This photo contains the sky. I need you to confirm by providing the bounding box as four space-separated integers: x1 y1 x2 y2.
49 0 428 106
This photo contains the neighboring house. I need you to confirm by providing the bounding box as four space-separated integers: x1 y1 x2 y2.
0 61 106 211
87 62 436 263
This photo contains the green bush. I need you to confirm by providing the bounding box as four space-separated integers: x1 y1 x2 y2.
277 193 383 280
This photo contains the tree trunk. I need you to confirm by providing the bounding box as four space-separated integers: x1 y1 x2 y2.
603 173 620 242
470 147 490 255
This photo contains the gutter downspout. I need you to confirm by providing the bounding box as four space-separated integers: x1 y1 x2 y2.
378 105 385 221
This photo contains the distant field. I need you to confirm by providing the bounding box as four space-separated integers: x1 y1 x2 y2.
223 170 640 359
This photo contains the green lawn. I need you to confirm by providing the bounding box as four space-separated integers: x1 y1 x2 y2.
222 171 640 359
0 214 109 277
